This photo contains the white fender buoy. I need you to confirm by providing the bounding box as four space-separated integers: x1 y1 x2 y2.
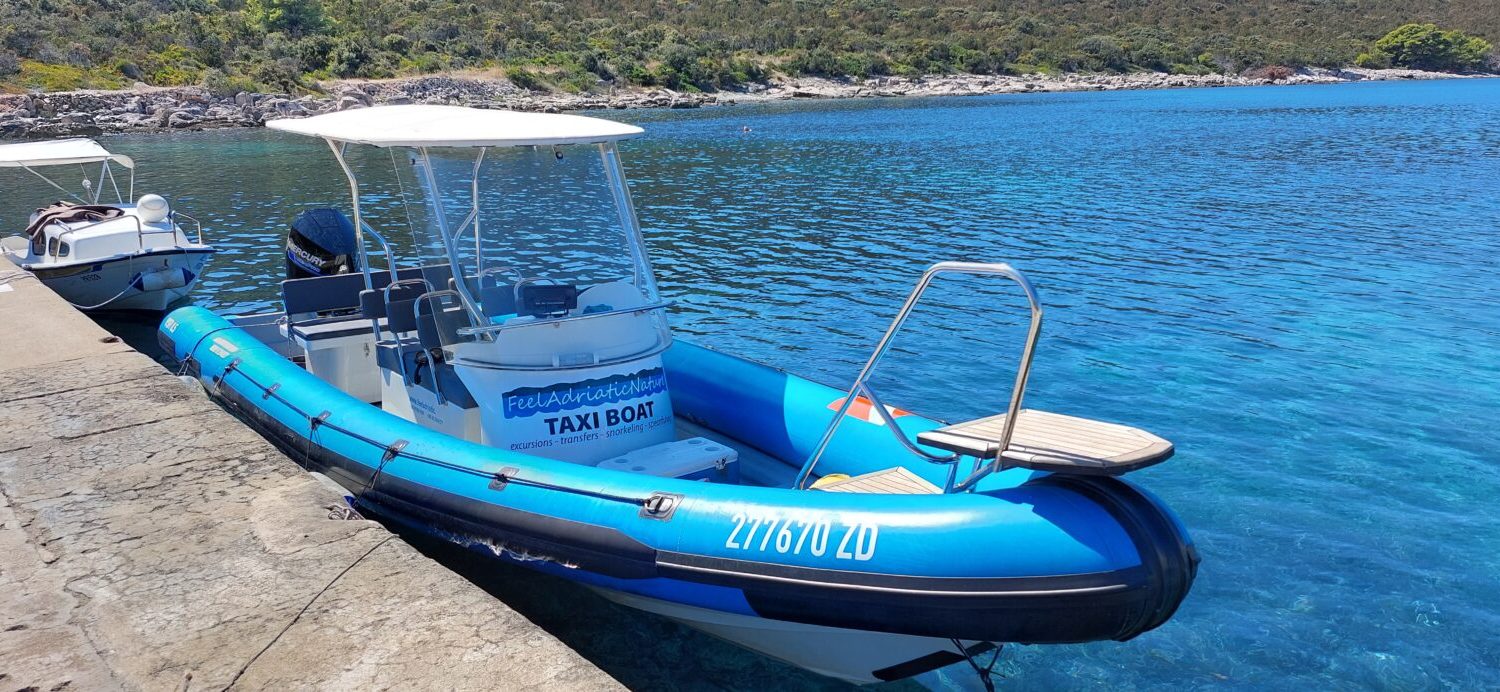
136 267 189 292
136 194 171 223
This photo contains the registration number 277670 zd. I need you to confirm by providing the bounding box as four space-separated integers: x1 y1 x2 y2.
724 513 878 562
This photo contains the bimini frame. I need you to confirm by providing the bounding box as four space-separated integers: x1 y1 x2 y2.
272 106 661 341
0 138 136 205
322 139 662 333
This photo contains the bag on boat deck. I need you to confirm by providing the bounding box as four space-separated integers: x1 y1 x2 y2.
25 201 125 254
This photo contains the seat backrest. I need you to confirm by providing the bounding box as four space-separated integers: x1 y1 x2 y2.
282 272 368 317
417 302 474 352
358 289 384 320
385 283 428 334
283 263 456 319
358 281 427 334
408 263 453 291
479 278 519 316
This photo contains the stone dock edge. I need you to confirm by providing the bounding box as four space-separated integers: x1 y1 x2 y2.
0 255 622 690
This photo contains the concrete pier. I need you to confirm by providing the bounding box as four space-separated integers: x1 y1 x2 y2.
0 258 621 690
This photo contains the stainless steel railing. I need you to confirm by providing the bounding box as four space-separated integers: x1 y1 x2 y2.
170 211 205 245
792 261 1044 492
358 221 398 275
455 301 675 338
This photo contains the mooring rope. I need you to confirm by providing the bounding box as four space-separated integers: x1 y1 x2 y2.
950 639 1002 692
175 325 240 376
66 280 139 311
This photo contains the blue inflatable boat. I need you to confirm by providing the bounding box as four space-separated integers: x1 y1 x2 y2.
161 105 1196 684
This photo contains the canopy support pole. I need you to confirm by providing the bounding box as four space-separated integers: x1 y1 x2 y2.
326 140 374 294
19 164 86 203
102 161 124 204
471 148 486 272
326 139 386 343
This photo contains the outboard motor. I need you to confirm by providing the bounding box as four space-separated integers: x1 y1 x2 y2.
286 208 359 279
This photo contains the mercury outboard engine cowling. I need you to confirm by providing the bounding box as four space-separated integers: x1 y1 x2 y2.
286 208 359 279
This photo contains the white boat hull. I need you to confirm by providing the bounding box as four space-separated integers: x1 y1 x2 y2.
595 587 990 684
27 249 212 311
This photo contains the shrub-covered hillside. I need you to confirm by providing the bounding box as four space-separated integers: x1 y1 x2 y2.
0 0 1494 93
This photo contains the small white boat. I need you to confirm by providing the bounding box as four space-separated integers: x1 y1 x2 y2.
0 138 213 311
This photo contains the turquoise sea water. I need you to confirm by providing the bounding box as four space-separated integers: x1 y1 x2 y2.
6 78 1498 689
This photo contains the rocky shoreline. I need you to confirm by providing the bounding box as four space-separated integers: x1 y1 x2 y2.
0 67 1489 139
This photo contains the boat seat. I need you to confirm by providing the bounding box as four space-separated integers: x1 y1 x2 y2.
282 272 368 318
477 277 518 316
596 438 739 483
915 409 1173 476
416 302 474 352
286 315 375 343
375 340 477 409
359 282 428 335
369 279 477 408
282 264 456 322
386 292 423 334
815 467 941 494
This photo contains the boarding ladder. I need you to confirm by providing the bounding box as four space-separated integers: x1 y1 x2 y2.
794 262 1173 493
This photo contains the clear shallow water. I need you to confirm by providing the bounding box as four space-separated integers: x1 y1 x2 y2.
6 78 1499 689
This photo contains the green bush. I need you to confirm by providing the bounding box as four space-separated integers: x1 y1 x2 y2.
1076 35 1127 71
1373 24 1492 71
202 69 259 97
506 66 546 91
138 45 204 86
249 59 305 93
376 34 404 53
202 68 231 96
1354 51 1391 68
728 57 768 84
292 35 335 73
14 59 127 90
786 48 842 77
1168 62 1213 75
327 36 375 77
619 59 654 86
581 51 613 81
245 0 327 37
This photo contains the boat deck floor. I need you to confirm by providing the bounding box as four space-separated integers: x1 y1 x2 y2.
817 467 941 494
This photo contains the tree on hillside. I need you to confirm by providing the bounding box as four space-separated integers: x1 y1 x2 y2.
1371 24 1492 71
245 0 327 37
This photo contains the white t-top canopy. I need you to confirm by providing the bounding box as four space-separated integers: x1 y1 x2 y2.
266 105 644 148
0 138 134 168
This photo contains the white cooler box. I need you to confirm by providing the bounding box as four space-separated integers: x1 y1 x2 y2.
596 437 740 484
